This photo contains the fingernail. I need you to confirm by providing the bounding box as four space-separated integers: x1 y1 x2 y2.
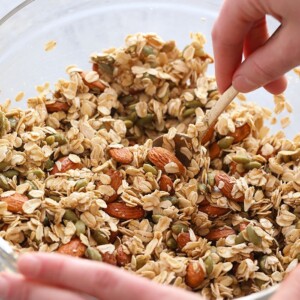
0 274 8 298
18 254 41 277
233 75 260 93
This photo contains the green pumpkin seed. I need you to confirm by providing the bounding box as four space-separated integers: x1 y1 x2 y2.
235 232 246 245
142 45 154 57
98 62 114 76
207 172 215 186
198 183 208 194
43 215 50 227
160 195 179 206
92 230 109 245
128 103 137 111
46 135 55 145
182 108 196 118
44 159 54 170
259 255 271 274
75 220 86 236
244 161 262 170
29 169 45 179
124 120 133 129
247 226 262 246
136 255 148 270
143 164 158 175
3 170 19 179
0 175 9 190
49 195 60 202
63 209 79 223
136 114 154 127
166 237 177 250
86 247 102 261
75 179 88 191
127 111 138 122
232 155 251 164
152 214 162 224
204 255 214 275
171 223 189 235
185 100 203 108
218 136 234 149
54 134 67 145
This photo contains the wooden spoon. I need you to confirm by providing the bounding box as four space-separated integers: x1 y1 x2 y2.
153 85 238 166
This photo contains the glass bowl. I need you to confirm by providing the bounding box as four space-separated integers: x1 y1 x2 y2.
0 1 298 299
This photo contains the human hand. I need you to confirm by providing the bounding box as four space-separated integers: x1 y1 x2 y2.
0 253 202 300
270 264 300 300
212 0 300 94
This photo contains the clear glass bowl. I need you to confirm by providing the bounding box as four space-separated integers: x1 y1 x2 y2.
0 0 297 299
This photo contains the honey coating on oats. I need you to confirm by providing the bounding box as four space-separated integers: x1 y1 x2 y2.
0 33 299 299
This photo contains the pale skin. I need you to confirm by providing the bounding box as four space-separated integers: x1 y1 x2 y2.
1 0 300 299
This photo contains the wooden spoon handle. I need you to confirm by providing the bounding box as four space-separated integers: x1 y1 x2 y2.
207 85 238 126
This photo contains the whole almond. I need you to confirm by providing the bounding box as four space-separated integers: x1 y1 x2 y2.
215 172 244 202
202 121 216 145
159 174 174 195
148 147 185 174
205 227 235 241
102 252 117 266
1 193 28 213
80 71 106 92
177 232 191 250
104 202 145 220
46 101 70 113
198 205 230 218
50 157 83 175
185 261 205 288
116 245 131 266
57 238 86 257
229 123 251 143
209 142 221 160
109 148 133 164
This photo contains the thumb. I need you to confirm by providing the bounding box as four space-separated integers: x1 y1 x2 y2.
270 264 300 300
233 24 300 93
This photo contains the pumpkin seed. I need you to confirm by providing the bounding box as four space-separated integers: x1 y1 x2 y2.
75 179 88 191
160 195 179 206
44 159 54 170
152 214 162 224
75 220 86 236
63 209 79 223
166 237 177 250
86 247 102 261
143 164 158 175
171 223 189 235
207 172 215 186
218 136 234 149
244 161 262 170
3 170 19 179
182 108 196 118
198 183 208 194
185 100 203 108
92 230 109 245
119 95 134 104
232 155 250 164
0 175 9 190
127 111 138 122
204 255 214 275
247 226 262 246
0 161 9 171
124 119 133 129
136 114 154 127
98 62 114 76
136 255 148 270
259 255 271 274
235 232 246 245
46 135 55 145
142 45 154 57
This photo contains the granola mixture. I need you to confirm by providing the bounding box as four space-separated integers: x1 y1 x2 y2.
0 33 299 299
